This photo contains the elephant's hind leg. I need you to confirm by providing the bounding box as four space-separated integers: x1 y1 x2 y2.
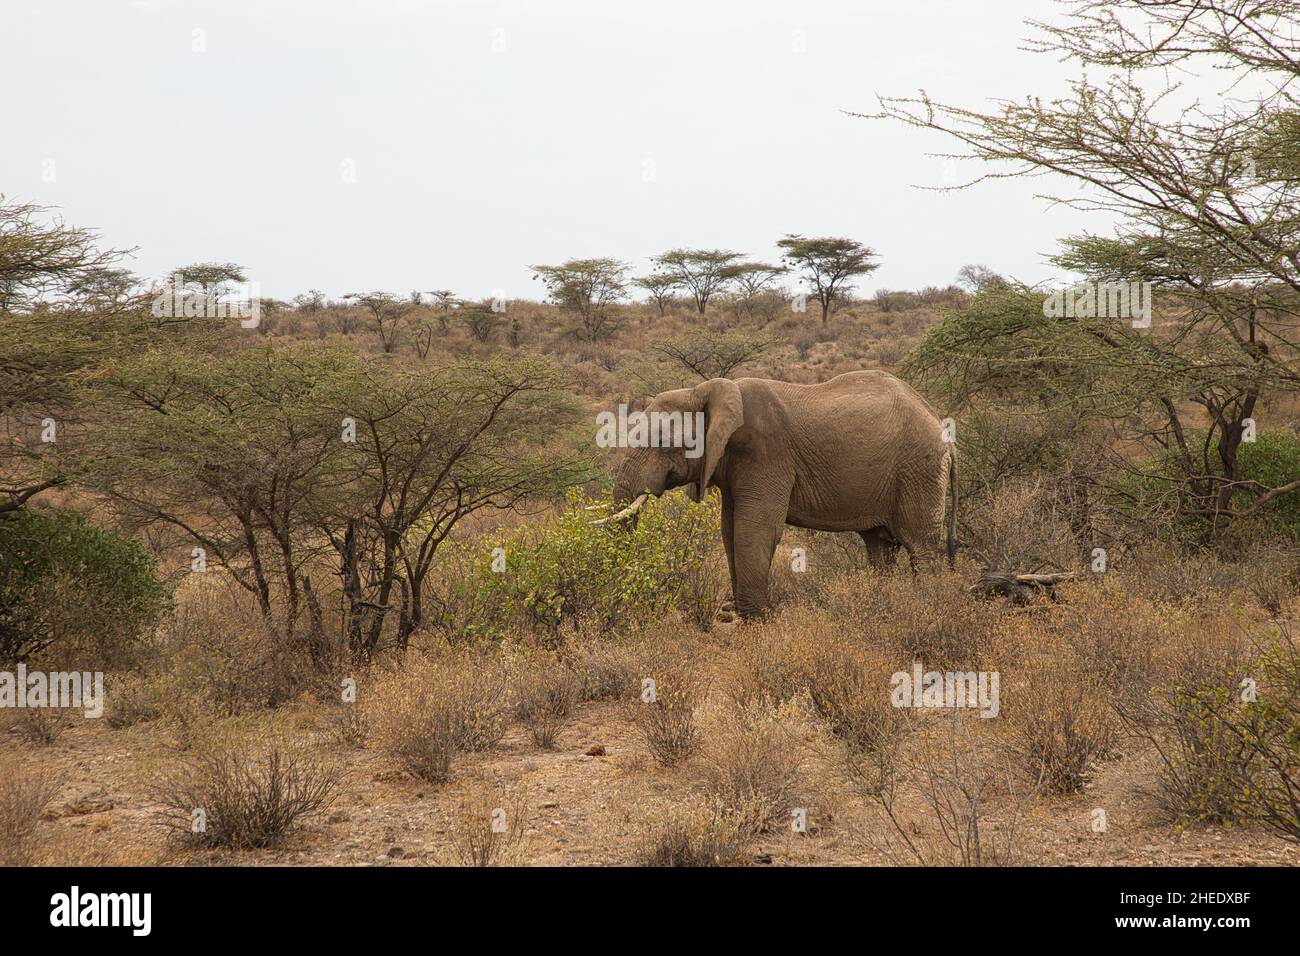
858 527 900 571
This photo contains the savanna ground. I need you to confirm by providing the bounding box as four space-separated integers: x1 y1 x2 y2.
4 282 1299 868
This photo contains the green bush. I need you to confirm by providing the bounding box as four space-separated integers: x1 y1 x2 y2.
1112 429 1300 543
433 490 724 642
0 507 167 666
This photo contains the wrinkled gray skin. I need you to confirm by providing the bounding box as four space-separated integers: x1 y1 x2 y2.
612 371 956 620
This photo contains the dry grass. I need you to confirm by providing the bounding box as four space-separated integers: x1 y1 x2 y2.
701 707 804 834
444 777 528 867
635 800 751 867
153 729 341 849
511 655 581 749
0 758 60 865
365 652 511 784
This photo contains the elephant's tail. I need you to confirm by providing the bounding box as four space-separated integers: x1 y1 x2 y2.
945 449 958 569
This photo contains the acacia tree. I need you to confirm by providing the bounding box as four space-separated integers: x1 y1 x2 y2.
633 273 677 317
531 257 630 341
728 261 788 319
651 327 776 380
0 198 150 513
344 291 412 353
650 248 745 315
94 344 586 659
319 358 587 654
93 346 352 653
777 235 879 324
877 0 1300 538
0 197 125 312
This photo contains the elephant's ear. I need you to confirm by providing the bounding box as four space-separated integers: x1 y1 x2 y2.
691 378 743 502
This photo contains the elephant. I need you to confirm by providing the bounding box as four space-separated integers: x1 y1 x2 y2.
607 370 957 619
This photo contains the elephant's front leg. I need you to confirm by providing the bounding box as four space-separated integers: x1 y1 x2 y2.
730 492 789 619
721 492 738 611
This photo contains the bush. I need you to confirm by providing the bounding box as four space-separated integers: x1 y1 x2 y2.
106 582 314 736
432 490 724 641
1113 429 1300 543
8 707 72 746
802 642 890 744
0 759 60 865
1118 636 1257 826
154 732 340 849
1231 631 1300 841
636 801 750 867
0 507 166 667
821 570 999 669
1013 648 1115 794
634 656 705 767
366 652 511 783
563 633 645 702
511 655 581 749
701 708 803 834
445 779 527 866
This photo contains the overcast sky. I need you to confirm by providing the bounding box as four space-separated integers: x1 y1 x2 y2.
5 0 1129 301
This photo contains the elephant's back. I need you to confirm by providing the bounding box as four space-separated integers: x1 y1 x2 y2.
745 370 941 430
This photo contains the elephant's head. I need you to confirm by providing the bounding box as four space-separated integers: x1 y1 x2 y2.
610 378 744 513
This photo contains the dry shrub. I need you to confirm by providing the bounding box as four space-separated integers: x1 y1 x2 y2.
1012 644 1114 794
822 570 999 669
0 759 60 865
1118 629 1258 826
963 476 1081 576
165 582 313 713
153 729 340 849
1242 547 1300 619
445 778 528 867
324 696 367 748
116 581 315 736
804 639 904 755
511 655 581 749
105 670 165 729
725 613 815 711
8 707 72 745
635 801 750 867
701 707 803 834
366 652 510 783
1118 544 1249 607
634 651 706 767
868 716 1035 866
563 635 644 702
1052 582 1163 711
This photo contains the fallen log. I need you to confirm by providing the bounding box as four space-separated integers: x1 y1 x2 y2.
969 570 1078 604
